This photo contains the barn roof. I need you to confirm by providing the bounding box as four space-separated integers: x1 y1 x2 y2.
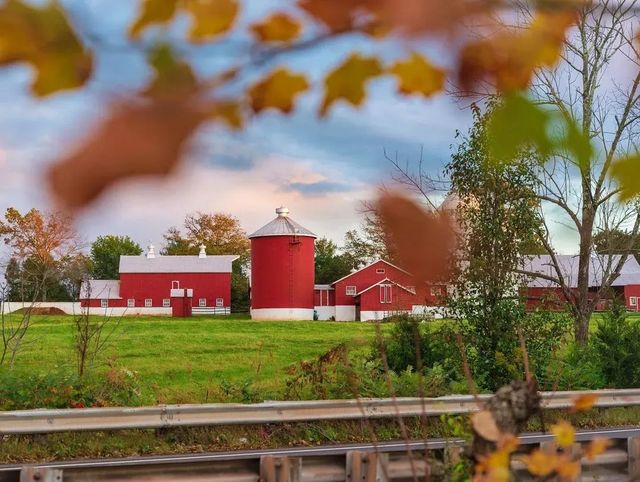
249 206 316 239
355 278 416 296
119 255 238 274
523 255 640 288
80 280 120 299
330 259 411 286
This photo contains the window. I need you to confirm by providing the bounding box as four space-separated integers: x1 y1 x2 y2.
379 284 392 304
199 298 207 307
431 286 443 297
163 298 170 307
346 286 356 296
172 281 180 289
145 298 152 307
100 299 108 308
631 296 638 307
216 298 224 307
127 299 135 308
376 268 385 274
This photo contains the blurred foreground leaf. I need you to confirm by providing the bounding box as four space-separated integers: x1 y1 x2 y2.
611 153 640 201
249 68 310 114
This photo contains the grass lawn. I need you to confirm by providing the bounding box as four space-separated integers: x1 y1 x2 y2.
4 314 389 404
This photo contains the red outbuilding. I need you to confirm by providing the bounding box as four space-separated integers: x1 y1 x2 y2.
249 207 316 320
80 244 237 317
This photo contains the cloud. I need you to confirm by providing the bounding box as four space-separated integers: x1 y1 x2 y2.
285 180 352 196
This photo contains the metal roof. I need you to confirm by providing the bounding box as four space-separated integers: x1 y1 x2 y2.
249 207 316 239
523 255 640 288
80 280 121 299
355 278 416 296
119 255 238 274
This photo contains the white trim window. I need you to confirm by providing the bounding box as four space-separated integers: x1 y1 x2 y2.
199 298 207 307
380 284 392 304
631 296 638 307
144 298 152 307
100 299 108 308
127 299 135 308
163 298 171 307
376 268 385 274
216 298 224 307
346 285 357 296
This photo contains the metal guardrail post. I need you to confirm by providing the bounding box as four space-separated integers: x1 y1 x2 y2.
260 455 301 482
347 451 388 482
629 437 640 479
19 467 63 482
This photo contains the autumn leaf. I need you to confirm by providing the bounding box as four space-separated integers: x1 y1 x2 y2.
471 410 501 442
551 421 575 448
129 0 178 39
251 12 302 43
610 153 640 201
497 434 519 454
459 11 576 92
583 438 612 460
522 448 558 477
571 393 599 412
320 53 383 116
0 0 93 96
249 68 309 114
144 44 198 99
556 454 580 480
298 0 372 32
210 100 244 129
377 193 453 285
48 99 205 209
474 451 510 482
185 0 239 42
390 52 446 98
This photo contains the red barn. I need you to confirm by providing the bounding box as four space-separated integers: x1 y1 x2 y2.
314 259 448 321
249 207 316 320
81 244 237 317
522 255 640 311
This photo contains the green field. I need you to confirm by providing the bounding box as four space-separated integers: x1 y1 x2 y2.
4 314 386 404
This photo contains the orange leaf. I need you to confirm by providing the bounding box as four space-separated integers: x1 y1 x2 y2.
0 0 93 96
471 410 501 442
551 421 575 448
320 53 383 116
377 193 454 285
129 0 178 39
298 0 372 32
522 448 558 477
390 52 446 98
571 393 599 412
210 100 244 130
583 438 612 461
249 68 309 114
186 0 239 42
48 99 205 209
458 10 576 92
497 434 519 454
556 454 580 480
251 12 302 43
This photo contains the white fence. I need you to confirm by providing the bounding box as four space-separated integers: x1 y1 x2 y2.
0 301 172 316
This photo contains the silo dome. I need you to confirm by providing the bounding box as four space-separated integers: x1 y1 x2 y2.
249 207 316 320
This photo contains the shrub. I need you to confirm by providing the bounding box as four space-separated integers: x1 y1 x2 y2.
593 299 640 388
544 342 604 391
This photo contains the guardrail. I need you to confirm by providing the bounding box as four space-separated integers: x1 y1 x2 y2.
8 428 640 482
3 388 640 435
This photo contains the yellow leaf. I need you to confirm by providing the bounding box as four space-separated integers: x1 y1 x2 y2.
583 438 612 461
522 448 558 477
611 153 640 201
129 0 178 39
571 393 599 412
210 100 244 129
390 52 445 98
144 44 198 99
320 53 383 116
0 0 93 96
471 410 501 442
251 12 302 43
249 68 309 114
186 0 239 42
551 421 575 448
556 455 580 480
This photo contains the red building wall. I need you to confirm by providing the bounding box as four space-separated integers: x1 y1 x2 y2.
251 235 315 309
358 284 418 312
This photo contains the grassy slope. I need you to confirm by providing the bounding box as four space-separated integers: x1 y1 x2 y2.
7 314 386 403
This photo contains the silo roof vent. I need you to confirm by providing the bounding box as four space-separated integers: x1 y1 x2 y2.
249 207 317 239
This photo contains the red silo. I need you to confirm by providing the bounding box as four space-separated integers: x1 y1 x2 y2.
250 206 316 320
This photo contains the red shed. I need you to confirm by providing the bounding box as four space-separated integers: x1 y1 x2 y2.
250 207 316 320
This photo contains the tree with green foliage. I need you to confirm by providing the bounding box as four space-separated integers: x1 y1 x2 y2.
342 210 394 267
593 229 640 263
163 212 250 312
314 237 352 284
90 235 142 280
